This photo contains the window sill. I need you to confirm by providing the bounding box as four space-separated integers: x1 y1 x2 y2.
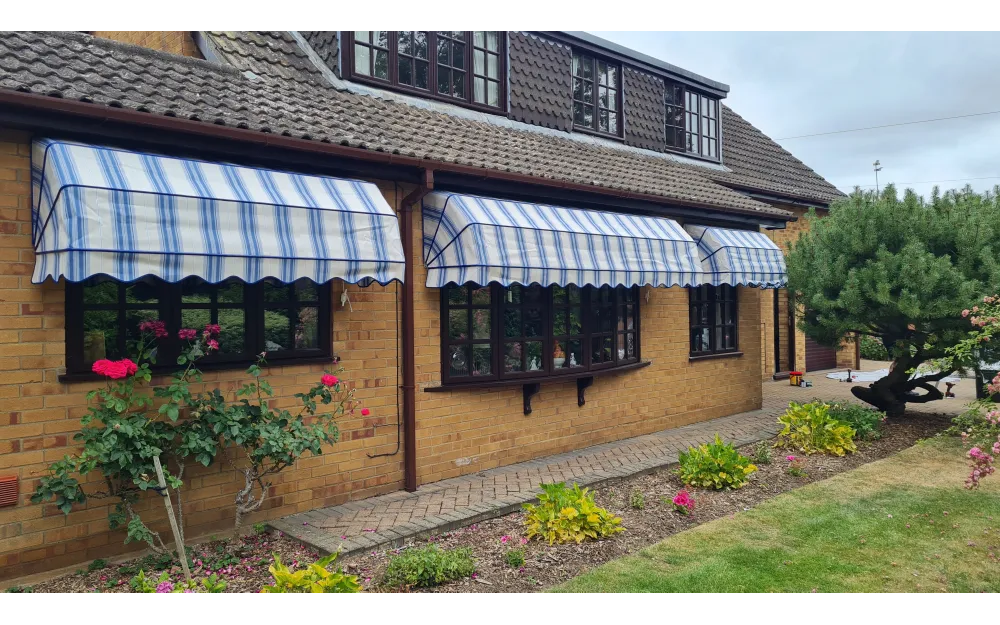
426 360 651 414
688 351 743 362
58 355 338 384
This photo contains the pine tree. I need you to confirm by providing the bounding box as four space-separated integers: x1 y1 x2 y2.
786 184 1000 417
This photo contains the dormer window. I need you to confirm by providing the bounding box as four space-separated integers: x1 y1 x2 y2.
346 31 506 113
665 81 720 161
572 51 621 137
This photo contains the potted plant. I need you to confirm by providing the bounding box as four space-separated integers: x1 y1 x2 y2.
553 341 566 368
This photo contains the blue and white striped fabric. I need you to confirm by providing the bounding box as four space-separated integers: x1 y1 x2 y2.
683 224 787 288
30 139 405 285
422 191 704 288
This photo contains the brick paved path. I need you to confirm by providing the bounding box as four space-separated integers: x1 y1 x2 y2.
273 363 971 557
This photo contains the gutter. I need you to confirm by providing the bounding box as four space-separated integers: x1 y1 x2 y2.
399 170 434 492
0 89 791 224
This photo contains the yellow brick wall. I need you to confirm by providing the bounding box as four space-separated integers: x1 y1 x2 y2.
0 130 763 580
91 32 202 58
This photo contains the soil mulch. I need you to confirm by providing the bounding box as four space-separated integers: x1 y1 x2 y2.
21 411 951 593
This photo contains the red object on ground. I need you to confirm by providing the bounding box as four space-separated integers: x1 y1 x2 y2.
0 475 17 507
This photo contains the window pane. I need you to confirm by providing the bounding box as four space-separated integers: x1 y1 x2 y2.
567 339 582 368
354 31 370 43
448 309 469 340
554 308 568 336
415 32 428 58
181 309 210 334
474 31 485 47
486 31 498 52
472 345 492 376
616 333 625 360
626 305 635 329
583 80 593 102
452 43 464 69
599 110 609 132
264 281 291 303
474 77 485 103
487 54 498 78
568 285 581 304
569 307 583 334
474 49 485 74
83 310 118 361
505 285 521 304
295 306 319 350
525 341 543 371
503 309 521 338
374 50 389 79
398 32 412 55
504 342 523 372
524 307 543 337
179 280 209 306
553 340 568 369
295 279 318 302
374 31 388 48
398 56 413 85
264 309 290 351
572 54 581 76
83 281 117 305
552 285 567 303
449 345 469 376
126 309 159 356
218 282 243 304
626 332 636 358
437 38 449 64
354 44 370 75
448 285 469 305
125 281 158 304
415 60 429 89
488 81 498 107
472 309 491 340
607 65 618 88
218 308 246 355
452 71 465 97
524 284 543 303
438 69 450 95
582 57 592 79
573 102 586 125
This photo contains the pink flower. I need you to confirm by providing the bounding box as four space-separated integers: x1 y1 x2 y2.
321 374 339 387
786 455 797 462
520 537 528 545
500 535 510 544
155 581 174 593
204 323 221 336
120 359 138 376
93 359 132 379
361 408 371 416
672 490 695 513
207 339 219 351
178 328 197 340
963 309 971 318
92 359 113 376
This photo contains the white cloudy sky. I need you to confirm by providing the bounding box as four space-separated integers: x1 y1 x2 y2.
591 31 1000 200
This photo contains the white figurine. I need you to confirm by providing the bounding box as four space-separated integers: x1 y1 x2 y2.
569 353 577 367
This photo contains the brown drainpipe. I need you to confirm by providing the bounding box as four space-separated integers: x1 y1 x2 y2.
400 170 434 492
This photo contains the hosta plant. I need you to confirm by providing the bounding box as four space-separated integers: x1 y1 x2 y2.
777 402 857 456
261 552 361 593
522 482 623 545
677 435 757 490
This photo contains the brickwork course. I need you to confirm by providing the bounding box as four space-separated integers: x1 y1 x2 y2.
273 367 973 558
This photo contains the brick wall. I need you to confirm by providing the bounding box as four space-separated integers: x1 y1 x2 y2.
91 32 202 58
0 130 764 580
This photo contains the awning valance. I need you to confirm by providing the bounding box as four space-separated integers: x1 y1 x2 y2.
422 191 703 288
30 139 405 285
683 225 787 288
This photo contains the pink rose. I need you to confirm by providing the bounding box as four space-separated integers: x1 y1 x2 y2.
120 358 138 376
207 339 219 351
321 374 339 387
361 408 371 416
178 328 197 340
963 309 971 317
204 323 221 336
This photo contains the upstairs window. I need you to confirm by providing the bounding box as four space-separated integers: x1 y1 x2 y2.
572 51 621 136
347 31 506 112
665 81 721 161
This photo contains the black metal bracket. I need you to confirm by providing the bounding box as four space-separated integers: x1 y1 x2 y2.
523 383 541 415
577 376 594 407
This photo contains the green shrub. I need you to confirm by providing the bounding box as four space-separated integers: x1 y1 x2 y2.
677 435 758 490
87 558 108 572
505 547 526 569
252 522 268 535
860 335 889 360
777 402 857 456
752 440 772 465
383 545 475 589
629 489 645 510
261 553 361 593
825 401 885 440
4 585 33 593
522 482 624 545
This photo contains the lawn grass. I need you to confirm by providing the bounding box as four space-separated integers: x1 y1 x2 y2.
554 437 1000 592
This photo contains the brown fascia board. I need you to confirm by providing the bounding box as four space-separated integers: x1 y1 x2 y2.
0 87 790 223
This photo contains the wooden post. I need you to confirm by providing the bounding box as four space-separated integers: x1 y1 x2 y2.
152 456 191 583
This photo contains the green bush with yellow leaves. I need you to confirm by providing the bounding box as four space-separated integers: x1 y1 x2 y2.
523 482 623 545
677 434 758 490
777 401 858 456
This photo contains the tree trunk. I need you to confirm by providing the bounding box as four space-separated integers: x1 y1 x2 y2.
851 353 947 417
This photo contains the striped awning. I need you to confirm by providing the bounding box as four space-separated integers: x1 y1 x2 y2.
30 139 405 285
422 191 703 288
683 224 787 288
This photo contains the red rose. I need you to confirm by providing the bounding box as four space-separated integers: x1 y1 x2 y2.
361 408 371 416
92 359 113 376
321 374 339 387
120 359 138 376
178 328 197 340
104 361 129 380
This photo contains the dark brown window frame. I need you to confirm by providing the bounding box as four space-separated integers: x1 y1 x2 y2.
662 80 722 162
64 277 332 379
343 31 508 114
439 283 640 386
689 284 739 357
571 50 623 138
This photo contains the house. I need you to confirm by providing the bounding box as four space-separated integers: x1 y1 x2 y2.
0 30 850 579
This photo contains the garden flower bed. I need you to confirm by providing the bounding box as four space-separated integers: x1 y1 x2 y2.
18 411 950 593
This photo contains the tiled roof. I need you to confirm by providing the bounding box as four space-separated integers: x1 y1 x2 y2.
0 31 792 218
623 66 665 153
300 31 338 75
206 31 324 85
713 105 844 204
508 32 574 132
